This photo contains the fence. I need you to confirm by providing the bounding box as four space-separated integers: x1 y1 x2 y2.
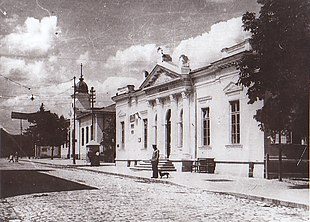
265 144 309 179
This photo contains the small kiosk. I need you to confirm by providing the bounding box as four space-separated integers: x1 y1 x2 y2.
86 140 100 166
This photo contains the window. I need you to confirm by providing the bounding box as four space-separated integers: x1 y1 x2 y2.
143 119 148 149
86 126 89 144
270 131 292 144
202 108 210 146
121 121 125 145
230 101 240 144
178 110 183 147
91 125 93 141
81 128 85 146
42 148 48 152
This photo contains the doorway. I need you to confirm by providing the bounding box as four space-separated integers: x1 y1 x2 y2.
165 109 171 158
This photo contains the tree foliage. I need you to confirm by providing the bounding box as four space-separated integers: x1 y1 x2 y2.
24 103 68 147
238 0 310 139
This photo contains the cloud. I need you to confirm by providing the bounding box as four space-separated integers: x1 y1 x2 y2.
104 44 158 77
1 16 59 55
0 15 249 133
0 57 49 83
102 17 248 79
76 51 90 65
93 77 140 95
172 17 249 69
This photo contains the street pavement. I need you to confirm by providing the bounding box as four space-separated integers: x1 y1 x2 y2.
18 158 309 209
1 159 309 222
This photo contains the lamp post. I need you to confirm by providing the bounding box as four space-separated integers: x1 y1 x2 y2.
90 86 96 140
72 76 76 164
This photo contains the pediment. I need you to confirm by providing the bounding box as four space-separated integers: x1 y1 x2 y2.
139 65 181 89
223 82 243 95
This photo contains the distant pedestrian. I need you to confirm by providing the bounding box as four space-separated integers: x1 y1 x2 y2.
8 154 14 163
14 152 19 162
150 145 159 178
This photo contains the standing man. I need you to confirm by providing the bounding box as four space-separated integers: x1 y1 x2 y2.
151 144 159 178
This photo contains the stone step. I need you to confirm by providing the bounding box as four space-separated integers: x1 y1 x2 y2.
130 159 176 171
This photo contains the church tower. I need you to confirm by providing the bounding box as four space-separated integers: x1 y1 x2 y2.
70 64 90 160
72 63 90 112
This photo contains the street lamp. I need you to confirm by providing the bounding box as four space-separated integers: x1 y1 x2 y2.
72 76 76 164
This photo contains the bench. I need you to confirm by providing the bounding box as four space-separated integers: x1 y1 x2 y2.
192 158 215 173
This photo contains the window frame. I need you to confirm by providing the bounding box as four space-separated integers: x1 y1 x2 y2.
86 126 89 144
143 118 148 149
81 128 85 146
202 107 211 146
120 121 125 146
230 100 240 144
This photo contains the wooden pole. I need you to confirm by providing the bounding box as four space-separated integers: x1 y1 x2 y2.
73 76 76 164
278 132 282 181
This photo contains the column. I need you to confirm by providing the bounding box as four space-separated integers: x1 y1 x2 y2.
182 91 191 159
146 100 153 149
155 98 164 158
169 94 178 158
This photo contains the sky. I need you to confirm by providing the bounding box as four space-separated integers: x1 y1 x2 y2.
0 0 260 134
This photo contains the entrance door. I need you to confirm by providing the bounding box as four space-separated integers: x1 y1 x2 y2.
165 109 171 158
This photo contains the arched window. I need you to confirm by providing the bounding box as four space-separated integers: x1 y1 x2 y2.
202 108 210 146
178 109 183 147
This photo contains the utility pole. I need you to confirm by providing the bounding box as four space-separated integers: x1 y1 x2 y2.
90 86 96 141
72 76 76 164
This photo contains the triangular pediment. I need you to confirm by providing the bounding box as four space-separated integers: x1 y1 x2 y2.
223 82 243 95
139 64 181 89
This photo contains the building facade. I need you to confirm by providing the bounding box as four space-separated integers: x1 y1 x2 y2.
112 40 265 177
67 68 116 161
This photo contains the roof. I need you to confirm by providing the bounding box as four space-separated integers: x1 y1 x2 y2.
76 103 115 120
75 75 88 93
112 40 250 101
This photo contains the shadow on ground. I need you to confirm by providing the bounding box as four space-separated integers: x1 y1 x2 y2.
204 179 234 182
288 184 309 189
0 170 97 198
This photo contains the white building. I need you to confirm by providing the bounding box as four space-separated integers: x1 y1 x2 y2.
68 66 116 161
112 40 265 177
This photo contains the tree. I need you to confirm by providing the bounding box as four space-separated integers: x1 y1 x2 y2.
238 0 309 181
24 103 68 159
100 115 116 162
238 0 309 141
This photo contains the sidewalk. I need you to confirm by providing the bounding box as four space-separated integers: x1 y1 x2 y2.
20 158 309 209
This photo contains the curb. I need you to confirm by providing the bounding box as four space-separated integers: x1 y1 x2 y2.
21 159 309 210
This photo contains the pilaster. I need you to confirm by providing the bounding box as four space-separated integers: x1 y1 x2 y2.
169 94 178 158
182 91 191 159
155 98 164 158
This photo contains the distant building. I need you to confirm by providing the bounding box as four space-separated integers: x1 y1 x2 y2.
67 67 116 162
112 40 267 177
76 105 116 162
35 145 60 158
0 128 32 158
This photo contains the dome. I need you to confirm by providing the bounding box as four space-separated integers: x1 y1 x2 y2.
76 75 88 93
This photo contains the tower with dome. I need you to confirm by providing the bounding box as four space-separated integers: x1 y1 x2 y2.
66 64 116 162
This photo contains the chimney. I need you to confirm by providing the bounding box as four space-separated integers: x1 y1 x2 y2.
127 85 135 92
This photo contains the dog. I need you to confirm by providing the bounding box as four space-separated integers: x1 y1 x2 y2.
159 170 170 179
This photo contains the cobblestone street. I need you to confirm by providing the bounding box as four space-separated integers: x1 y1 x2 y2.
0 161 308 221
